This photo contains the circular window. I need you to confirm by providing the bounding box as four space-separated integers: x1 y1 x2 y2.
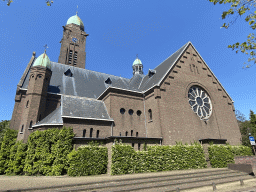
188 86 212 120
128 109 134 115
136 110 142 116
120 108 125 114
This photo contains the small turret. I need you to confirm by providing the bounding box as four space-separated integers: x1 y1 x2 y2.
132 55 143 75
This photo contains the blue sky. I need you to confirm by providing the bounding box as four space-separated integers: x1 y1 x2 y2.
0 0 255 121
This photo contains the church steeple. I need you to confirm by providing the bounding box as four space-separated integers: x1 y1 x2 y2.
132 55 143 75
58 13 89 69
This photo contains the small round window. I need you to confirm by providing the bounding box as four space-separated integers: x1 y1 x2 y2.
136 110 142 116
188 86 212 120
128 109 134 115
120 108 125 114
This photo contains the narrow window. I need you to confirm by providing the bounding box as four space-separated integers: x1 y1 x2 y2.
148 109 152 121
125 131 128 136
131 130 133 137
96 130 99 138
26 100 29 108
136 132 138 137
83 129 86 137
138 143 141 151
90 128 93 138
20 125 24 133
119 132 121 136
132 143 134 148
29 121 33 128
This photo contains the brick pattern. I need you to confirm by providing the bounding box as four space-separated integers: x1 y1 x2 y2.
235 156 256 173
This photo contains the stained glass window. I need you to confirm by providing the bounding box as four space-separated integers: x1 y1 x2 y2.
188 86 212 120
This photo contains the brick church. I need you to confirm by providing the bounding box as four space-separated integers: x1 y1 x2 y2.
10 13 242 149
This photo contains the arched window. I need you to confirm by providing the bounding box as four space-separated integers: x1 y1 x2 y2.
96 130 99 138
148 109 152 121
68 50 73 64
73 51 78 65
26 100 29 108
138 143 141 151
90 128 93 138
125 131 128 136
119 132 121 136
29 121 33 128
83 129 86 137
136 132 138 137
20 125 24 133
136 110 142 116
131 130 133 137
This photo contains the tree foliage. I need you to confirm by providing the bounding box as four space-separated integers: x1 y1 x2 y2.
2 0 53 6
209 0 256 68
0 120 10 148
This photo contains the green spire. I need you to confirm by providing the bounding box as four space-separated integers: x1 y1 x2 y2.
33 50 51 69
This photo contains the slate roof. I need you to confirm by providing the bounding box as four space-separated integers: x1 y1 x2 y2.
61 95 113 121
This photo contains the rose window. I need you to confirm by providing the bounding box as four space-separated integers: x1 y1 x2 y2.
188 86 212 120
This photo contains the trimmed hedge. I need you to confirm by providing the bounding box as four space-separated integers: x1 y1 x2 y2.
67 143 108 176
111 141 207 175
0 128 18 174
23 127 74 176
208 144 253 168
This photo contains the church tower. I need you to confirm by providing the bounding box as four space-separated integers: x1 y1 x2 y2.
58 13 89 69
17 51 52 142
132 56 143 75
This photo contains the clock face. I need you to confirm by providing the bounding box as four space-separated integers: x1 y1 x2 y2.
72 38 78 43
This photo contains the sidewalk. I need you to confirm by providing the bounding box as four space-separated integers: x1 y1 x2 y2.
0 168 255 192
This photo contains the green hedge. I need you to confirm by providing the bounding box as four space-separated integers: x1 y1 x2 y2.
208 144 253 168
111 141 207 175
67 143 108 176
23 127 74 176
0 128 18 174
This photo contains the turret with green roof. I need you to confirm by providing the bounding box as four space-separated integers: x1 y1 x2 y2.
33 50 51 69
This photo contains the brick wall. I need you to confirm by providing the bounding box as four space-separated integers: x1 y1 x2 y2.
235 156 256 174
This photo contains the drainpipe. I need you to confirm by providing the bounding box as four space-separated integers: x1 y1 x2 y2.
143 93 147 137
111 122 113 136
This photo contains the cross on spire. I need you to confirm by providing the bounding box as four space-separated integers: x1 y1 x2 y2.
76 5 78 15
43 44 48 53
136 54 138 59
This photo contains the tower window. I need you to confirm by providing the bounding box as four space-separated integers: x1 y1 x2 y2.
90 128 93 138
20 125 24 133
29 121 33 128
148 109 152 121
96 130 99 138
131 130 133 137
125 131 128 136
136 132 138 137
119 132 122 136
68 50 73 64
120 108 125 114
73 51 78 65
83 129 86 137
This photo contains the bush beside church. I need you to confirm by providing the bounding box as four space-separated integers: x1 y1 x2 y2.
0 126 254 176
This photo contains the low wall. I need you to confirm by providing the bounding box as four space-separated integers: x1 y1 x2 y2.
228 156 256 175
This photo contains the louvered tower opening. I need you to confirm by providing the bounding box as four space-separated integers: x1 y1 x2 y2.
68 50 73 64
73 51 78 65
